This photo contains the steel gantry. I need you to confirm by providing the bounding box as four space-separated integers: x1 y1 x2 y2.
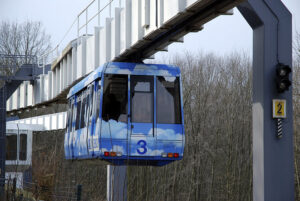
237 0 294 200
0 55 46 201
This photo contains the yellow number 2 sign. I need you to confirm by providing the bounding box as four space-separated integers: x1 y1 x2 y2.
273 99 286 118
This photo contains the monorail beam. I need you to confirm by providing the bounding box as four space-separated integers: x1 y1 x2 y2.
238 0 293 200
116 0 242 62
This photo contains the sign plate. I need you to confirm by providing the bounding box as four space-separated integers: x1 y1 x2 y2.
273 99 286 118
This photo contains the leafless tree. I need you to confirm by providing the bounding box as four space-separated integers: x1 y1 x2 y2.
0 20 52 87
0 20 51 59
127 51 253 201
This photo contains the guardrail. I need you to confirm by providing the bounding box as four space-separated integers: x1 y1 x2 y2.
38 0 123 74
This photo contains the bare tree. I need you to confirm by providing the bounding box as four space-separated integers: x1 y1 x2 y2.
0 20 51 59
0 20 51 86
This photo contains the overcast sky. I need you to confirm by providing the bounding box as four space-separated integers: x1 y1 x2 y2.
0 0 299 59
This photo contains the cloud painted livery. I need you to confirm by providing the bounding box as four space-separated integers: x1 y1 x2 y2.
64 62 185 166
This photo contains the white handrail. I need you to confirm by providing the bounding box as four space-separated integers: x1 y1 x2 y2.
77 0 114 37
38 0 116 69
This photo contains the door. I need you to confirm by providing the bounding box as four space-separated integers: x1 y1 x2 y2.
130 75 155 157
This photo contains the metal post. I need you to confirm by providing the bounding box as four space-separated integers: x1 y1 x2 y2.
98 0 101 26
0 86 6 201
86 9 88 36
76 184 82 201
107 165 112 201
12 178 16 200
109 2 112 18
238 0 294 200
77 16 80 45
0 62 40 201
107 165 127 201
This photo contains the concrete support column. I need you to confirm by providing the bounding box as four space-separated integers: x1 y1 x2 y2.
67 53 72 85
72 47 77 82
94 27 101 69
107 165 127 201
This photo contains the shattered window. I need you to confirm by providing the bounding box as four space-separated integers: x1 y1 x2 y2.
80 91 87 129
69 99 74 132
157 76 181 124
95 81 101 119
102 74 128 122
88 84 94 124
66 99 73 133
75 95 82 130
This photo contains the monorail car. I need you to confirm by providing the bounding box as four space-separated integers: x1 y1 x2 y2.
64 62 185 166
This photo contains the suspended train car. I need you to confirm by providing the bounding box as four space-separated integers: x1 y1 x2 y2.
64 62 185 166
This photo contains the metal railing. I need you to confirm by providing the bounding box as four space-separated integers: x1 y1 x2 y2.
38 0 125 74
2 177 82 201
77 0 114 37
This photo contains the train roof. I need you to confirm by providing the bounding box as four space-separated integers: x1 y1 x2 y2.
67 62 181 98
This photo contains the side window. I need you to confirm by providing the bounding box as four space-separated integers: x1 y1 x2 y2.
72 98 76 131
95 81 101 119
75 95 82 130
80 91 87 129
131 75 153 123
69 99 74 132
19 134 27 160
88 84 94 124
66 99 72 132
102 75 128 122
6 135 17 160
156 76 181 124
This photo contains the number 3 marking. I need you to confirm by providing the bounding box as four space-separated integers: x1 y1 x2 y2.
137 140 147 154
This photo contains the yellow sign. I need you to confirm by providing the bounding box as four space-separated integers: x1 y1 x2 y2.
273 99 286 118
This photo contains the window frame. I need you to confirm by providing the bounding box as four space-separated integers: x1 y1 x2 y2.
19 133 27 161
5 133 18 161
87 83 94 125
156 76 182 124
95 80 101 120
80 89 88 129
130 75 154 123
75 94 82 130
101 74 128 122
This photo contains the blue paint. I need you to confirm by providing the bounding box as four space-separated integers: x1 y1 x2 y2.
64 62 185 166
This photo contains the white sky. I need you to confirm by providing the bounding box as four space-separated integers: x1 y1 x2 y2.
0 0 299 59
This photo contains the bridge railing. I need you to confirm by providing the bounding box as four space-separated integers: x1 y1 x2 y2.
6 0 238 113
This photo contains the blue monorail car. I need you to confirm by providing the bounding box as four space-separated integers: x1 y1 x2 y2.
64 62 185 166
